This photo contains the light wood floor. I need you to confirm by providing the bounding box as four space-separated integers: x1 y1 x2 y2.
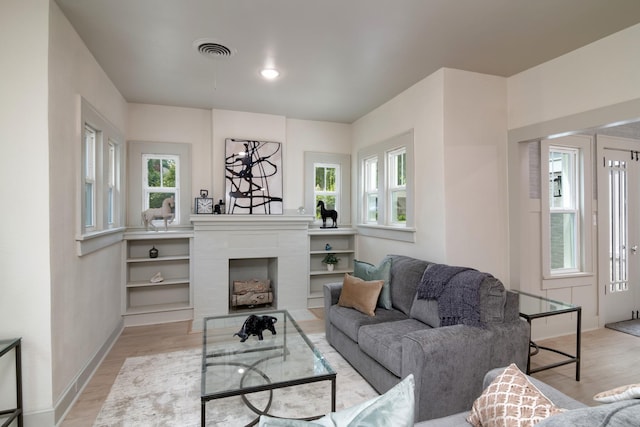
61 310 640 426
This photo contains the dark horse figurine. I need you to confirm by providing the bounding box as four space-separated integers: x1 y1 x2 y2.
317 201 338 228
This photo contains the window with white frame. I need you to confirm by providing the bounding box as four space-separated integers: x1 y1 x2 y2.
363 157 378 223
540 135 592 281
304 152 351 226
314 163 340 220
83 125 96 229
387 148 406 224
142 154 179 224
79 99 124 238
107 139 118 226
357 131 414 241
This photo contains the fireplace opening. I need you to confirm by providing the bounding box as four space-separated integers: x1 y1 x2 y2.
229 257 277 313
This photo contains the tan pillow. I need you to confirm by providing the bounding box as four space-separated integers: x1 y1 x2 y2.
467 364 565 427
594 383 640 403
338 274 384 317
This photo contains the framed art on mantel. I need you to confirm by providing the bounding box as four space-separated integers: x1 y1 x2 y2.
224 138 283 214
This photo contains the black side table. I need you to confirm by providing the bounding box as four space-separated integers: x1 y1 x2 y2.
516 291 581 381
0 338 23 427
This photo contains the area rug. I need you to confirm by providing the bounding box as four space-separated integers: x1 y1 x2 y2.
93 334 378 426
605 319 640 337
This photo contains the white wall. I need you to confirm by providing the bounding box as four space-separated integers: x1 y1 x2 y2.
127 107 352 215
507 23 640 338
352 69 447 264
443 69 508 279
351 68 509 281
48 1 129 424
0 0 53 423
508 23 640 130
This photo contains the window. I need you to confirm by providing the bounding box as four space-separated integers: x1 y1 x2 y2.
387 148 406 224
548 147 579 272
357 131 414 242
83 125 96 229
314 163 340 220
77 98 125 256
107 140 118 226
540 135 592 282
142 154 179 224
304 152 351 226
363 157 378 223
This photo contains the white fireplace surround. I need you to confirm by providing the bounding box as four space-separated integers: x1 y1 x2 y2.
190 215 314 330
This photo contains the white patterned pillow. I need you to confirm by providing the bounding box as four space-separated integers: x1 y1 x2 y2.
594 384 640 403
467 364 565 427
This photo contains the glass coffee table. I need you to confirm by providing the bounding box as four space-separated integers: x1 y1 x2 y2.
201 310 336 426
516 291 581 381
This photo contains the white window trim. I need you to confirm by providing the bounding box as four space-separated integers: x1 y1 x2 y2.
357 130 415 242
141 153 180 225
540 135 593 286
304 152 351 226
313 162 341 219
76 98 125 256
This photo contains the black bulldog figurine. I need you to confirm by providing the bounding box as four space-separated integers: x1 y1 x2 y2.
233 315 278 342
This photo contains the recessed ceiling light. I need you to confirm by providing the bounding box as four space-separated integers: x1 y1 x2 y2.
260 68 280 79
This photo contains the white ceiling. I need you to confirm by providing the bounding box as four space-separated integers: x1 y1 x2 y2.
55 0 640 124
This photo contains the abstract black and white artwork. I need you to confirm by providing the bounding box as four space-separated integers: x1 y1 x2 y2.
225 138 283 214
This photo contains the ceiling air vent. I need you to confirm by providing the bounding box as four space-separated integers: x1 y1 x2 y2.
194 39 236 59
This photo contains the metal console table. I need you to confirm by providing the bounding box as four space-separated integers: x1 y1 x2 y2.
516 291 581 381
0 338 23 427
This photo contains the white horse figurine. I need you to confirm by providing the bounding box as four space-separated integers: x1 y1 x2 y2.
142 196 175 231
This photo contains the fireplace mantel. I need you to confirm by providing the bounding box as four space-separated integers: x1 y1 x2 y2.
190 214 315 330
190 214 314 230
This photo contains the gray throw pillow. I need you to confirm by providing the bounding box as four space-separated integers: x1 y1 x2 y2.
353 257 392 309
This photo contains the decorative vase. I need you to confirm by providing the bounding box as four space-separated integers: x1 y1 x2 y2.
327 264 334 272
149 246 159 258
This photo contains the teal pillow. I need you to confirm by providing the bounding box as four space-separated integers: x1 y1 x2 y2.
259 374 415 427
354 258 392 309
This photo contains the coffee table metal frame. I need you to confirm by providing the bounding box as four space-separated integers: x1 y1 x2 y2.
516 291 581 381
201 310 336 426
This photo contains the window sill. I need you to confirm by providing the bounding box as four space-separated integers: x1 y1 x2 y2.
76 227 126 256
356 224 416 242
542 272 594 289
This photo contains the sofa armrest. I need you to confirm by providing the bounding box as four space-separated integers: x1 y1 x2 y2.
323 281 343 341
402 320 530 422
402 325 493 421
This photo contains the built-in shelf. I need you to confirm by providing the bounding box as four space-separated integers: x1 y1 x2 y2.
122 231 193 326
308 228 356 308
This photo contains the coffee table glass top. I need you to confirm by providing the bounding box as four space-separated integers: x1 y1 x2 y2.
516 291 577 318
202 310 335 399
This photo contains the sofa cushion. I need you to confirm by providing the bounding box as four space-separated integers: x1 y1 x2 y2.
388 255 432 315
358 319 429 377
537 400 640 427
354 257 392 309
337 274 383 317
467 363 565 427
409 294 441 328
328 304 408 342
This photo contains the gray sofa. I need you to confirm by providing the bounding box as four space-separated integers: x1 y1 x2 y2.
323 255 530 422
416 367 640 426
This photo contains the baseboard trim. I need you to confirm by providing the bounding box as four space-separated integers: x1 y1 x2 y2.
55 319 124 425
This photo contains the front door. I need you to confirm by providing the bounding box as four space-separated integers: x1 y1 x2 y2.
597 135 640 324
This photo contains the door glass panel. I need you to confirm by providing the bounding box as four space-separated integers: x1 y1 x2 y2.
608 159 629 293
